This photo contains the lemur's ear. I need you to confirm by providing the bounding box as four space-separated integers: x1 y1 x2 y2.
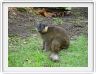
42 26 48 33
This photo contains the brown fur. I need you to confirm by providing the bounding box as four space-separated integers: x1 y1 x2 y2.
38 25 70 61
41 26 69 51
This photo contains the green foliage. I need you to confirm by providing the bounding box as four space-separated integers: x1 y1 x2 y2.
52 18 64 25
8 35 88 67
17 8 27 13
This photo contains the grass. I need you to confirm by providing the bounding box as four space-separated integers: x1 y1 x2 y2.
52 17 64 25
8 34 88 67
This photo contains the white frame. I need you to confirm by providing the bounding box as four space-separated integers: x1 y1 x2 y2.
2 0 95 2
2 73 94 74
2 1 94 73
0 1 2 72
0 0 2 71
94 1 95 73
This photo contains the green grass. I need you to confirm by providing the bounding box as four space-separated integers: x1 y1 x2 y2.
8 35 88 67
52 17 64 25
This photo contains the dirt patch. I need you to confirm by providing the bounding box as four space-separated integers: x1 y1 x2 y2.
8 8 88 39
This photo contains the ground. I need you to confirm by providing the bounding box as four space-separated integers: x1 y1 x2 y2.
8 7 88 67
8 7 88 38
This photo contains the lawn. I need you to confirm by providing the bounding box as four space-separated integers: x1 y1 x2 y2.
8 34 88 67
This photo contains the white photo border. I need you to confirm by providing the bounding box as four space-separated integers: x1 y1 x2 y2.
94 1 96 72
2 0 95 3
2 73 94 74
0 1 2 72
2 2 94 73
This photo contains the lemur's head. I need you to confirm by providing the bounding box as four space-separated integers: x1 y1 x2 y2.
36 23 48 33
